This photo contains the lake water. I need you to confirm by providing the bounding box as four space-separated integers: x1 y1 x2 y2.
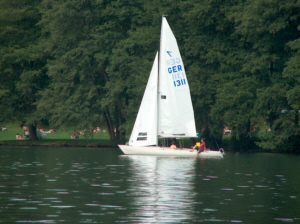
0 146 299 223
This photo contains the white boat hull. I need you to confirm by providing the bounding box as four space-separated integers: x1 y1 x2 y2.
118 145 224 158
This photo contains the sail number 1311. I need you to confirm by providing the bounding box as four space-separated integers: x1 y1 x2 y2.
174 79 186 87
168 65 186 87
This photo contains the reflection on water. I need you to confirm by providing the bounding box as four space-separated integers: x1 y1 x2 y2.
0 147 299 223
120 156 196 223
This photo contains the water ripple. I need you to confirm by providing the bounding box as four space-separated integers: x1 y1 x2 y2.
274 218 294 222
50 205 75 208
16 220 55 223
1 147 299 224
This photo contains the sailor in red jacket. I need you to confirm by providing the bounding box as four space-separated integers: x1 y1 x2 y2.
190 138 207 157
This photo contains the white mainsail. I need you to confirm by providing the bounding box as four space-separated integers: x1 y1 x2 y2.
158 17 197 138
128 52 158 146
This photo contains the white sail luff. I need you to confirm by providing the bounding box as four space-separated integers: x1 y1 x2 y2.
129 52 158 146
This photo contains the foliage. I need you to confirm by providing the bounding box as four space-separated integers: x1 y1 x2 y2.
0 0 299 151
0 0 49 140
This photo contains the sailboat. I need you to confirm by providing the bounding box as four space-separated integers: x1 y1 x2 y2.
118 17 224 158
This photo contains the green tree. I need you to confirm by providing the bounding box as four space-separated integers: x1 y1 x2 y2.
37 0 107 136
230 0 300 151
181 0 244 147
181 0 299 151
37 0 156 141
0 0 47 140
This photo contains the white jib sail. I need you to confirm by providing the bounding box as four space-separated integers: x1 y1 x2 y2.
158 17 197 138
129 52 158 146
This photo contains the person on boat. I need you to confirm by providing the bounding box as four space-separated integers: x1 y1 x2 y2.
170 142 177 150
190 138 207 156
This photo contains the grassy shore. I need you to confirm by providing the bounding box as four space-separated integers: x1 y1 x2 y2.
0 124 117 148
0 139 117 148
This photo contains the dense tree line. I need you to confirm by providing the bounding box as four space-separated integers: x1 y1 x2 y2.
0 0 299 152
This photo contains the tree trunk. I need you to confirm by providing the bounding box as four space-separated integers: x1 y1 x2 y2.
115 105 120 140
103 107 115 140
239 119 251 150
269 111 276 129
100 67 129 121
118 107 125 141
295 110 298 127
28 123 38 141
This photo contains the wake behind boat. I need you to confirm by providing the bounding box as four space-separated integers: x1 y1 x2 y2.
118 17 224 158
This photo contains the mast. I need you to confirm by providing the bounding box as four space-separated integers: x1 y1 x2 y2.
156 17 161 146
157 15 169 146
157 15 167 146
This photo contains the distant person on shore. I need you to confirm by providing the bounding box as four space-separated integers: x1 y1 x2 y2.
23 126 27 135
93 127 101 133
71 131 79 139
16 133 23 140
24 131 30 139
190 138 207 156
